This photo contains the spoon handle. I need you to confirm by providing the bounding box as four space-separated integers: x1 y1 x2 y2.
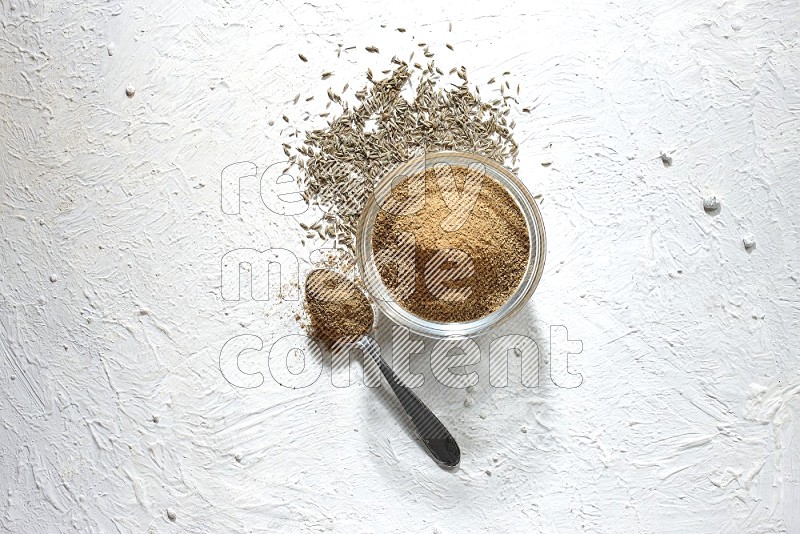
360 337 461 468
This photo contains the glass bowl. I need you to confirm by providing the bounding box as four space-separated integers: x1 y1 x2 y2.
356 151 546 338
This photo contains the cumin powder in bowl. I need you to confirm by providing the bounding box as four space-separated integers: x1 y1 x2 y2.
357 151 546 338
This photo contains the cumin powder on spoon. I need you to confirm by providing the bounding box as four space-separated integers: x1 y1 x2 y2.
305 269 374 344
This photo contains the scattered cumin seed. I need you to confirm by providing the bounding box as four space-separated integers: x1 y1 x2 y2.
365 46 380 53
446 43 454 51
321 72 333 80
290 63 522 254
397 27 406 32
298 53 307 62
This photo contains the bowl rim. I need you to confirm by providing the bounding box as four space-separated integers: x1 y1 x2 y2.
355 150 547 338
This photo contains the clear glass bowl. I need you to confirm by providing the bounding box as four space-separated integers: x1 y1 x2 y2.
356 151 546 338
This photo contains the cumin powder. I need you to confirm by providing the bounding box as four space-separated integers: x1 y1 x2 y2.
305 269 374 344
371 166 529 323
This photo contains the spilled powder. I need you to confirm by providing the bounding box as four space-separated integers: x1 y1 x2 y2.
371 166 529 322
304 269 374 344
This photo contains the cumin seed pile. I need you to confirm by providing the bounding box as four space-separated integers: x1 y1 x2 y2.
292 61 520 253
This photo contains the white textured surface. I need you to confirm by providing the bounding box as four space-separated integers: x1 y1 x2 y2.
1 0 799 532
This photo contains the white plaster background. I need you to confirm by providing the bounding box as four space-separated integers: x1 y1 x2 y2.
1 0 799 532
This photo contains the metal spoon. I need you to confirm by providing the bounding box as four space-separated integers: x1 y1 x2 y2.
305 269 461 468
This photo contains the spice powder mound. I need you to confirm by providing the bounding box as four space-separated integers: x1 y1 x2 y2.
371 166 530 323
305 269 374 344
